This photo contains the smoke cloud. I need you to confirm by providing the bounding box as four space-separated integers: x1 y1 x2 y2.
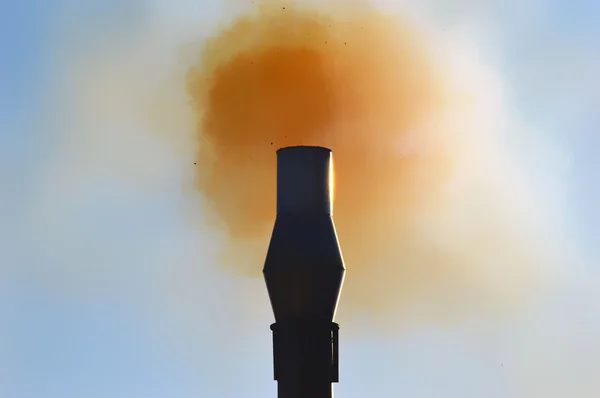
186 0 566 322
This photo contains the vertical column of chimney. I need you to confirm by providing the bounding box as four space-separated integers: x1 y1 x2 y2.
263 146 345 398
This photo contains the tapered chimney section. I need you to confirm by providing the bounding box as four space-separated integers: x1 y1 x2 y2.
264 146 346 398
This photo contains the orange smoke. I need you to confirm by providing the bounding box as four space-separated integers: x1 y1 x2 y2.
186 1 537 319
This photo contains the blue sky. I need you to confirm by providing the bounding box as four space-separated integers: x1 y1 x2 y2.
1 1 598 397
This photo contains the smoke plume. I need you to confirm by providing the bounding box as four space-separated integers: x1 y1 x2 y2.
187 0 565 321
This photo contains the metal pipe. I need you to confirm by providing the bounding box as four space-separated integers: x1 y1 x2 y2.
264 146 346 398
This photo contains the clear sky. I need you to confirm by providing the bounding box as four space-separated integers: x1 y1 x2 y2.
1 1 598 398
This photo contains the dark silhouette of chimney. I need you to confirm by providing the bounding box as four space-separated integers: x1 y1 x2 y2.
264 146 346 398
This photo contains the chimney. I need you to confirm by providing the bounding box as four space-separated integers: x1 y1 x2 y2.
263 146 346 398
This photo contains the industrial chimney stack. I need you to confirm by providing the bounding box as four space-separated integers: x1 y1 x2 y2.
263 146 346 398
